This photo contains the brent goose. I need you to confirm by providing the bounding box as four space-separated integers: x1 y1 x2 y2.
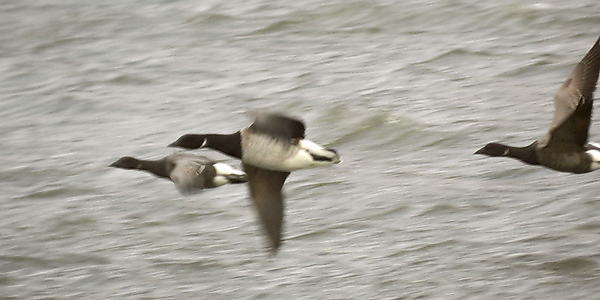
476 36 600 173
109 153 248 194
169 112 341 251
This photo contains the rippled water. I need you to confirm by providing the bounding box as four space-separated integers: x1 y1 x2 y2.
2 0 600 299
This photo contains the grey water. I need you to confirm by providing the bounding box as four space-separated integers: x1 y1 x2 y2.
2 0 600 299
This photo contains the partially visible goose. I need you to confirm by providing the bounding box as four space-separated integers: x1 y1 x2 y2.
109 153 248 194
169 112 341 252
476 36 600 174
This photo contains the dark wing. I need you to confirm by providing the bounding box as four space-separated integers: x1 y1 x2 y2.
539 36 600 149
168 154 213 194
243 163 290 252
248 112 306 140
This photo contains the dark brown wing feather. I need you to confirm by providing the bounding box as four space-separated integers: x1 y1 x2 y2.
249 112 306 140
243 163 290 252
540 37 600 149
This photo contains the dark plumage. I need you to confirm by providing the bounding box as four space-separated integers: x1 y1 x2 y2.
476 37 600 174
169 112 341 252
109 153 248 194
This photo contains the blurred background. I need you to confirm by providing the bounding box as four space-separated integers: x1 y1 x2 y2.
1 0 600 299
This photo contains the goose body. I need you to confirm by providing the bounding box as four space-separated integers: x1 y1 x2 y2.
169 112 341 251
239 129 340 172
109 153 248 194
476 37 600 174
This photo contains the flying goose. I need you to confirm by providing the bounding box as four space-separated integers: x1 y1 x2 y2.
110 153 248 194
476 36 600 174
169 112 341 251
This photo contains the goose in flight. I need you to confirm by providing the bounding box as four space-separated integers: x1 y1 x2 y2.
169 112 341 251
476 37 600 174
110 153 248 194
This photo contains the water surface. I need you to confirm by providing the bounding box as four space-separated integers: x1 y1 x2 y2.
2 0 600 299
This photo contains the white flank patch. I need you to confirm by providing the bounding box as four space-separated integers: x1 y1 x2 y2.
212 163 246 187
587 142 600 150
241 132 340 172
299 139 340 162
211 176 230 187
213 162 245 176
298 139 326 153
277 139 339 171
586 149 600 171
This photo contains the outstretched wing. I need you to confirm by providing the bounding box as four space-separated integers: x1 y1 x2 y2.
243 163 289 252
168 154 214 194
249 112 306 140
539 37 600 149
